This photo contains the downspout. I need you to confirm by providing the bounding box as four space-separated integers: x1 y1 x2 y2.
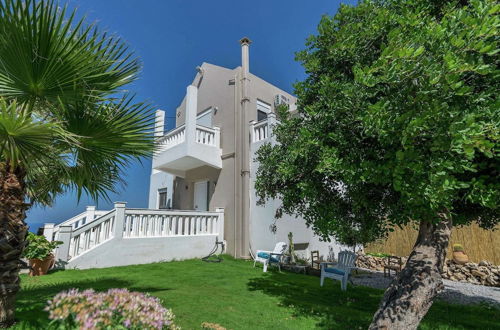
233 71 239 258
239 37 251 258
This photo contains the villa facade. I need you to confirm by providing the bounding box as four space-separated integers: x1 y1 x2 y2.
149 38 340 260
43 38 342 269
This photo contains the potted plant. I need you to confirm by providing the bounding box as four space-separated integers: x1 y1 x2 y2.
452 244 469 265
23 233 63 276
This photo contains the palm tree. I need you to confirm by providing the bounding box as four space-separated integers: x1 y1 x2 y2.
0 0 155 326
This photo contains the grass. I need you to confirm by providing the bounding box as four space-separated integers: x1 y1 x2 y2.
13 256 499 329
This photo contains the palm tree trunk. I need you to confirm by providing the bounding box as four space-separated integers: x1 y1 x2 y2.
0 162 28 328
369 213 452 330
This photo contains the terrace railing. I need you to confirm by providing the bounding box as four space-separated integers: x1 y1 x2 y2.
157 124 220 151
54 202 225 262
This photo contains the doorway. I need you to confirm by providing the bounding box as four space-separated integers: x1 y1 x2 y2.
194 181 208 211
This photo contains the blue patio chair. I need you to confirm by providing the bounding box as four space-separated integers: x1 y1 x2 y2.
254 242 287 272
320 250 356 290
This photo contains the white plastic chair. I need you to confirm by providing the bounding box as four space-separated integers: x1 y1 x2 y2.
320 250 356 290
254 242 287 272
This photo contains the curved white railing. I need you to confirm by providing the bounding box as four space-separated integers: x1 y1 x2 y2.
157 124 186 151
69 210 116 259
123 209 221 238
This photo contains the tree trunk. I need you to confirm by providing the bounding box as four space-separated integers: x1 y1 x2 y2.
369 214 452 330
0 163 28 328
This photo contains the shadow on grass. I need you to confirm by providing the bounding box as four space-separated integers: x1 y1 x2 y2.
14 277 171 329
247 270 500 330
248 271 379 329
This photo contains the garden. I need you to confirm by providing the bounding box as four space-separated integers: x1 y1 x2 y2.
13 257 500 329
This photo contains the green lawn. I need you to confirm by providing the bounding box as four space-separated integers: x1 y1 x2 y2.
13 256 499 329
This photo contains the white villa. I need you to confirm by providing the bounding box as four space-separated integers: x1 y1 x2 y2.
42 38 343 269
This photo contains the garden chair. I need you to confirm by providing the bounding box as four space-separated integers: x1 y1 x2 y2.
311 250 321 270
254 242 287 272
320 250 356 291
383 255 403 277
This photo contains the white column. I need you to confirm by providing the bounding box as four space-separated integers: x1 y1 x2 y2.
155 110 165 137
185 85 198 146
268 113 277 145
86 206 96 224
42 223 55 241
214 127 221 147
249 120 256 143
113 202 127 239
215 207 225 242
55 225 72 263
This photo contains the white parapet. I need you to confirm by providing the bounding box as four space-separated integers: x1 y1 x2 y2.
54 204 225 269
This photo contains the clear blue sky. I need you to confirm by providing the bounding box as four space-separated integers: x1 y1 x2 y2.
26 0 356 231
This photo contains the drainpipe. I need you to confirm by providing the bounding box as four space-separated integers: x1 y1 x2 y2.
239 37 251 258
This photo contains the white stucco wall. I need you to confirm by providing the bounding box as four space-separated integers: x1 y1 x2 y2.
67 235 219 269
249 139 344 261
148 170 174 209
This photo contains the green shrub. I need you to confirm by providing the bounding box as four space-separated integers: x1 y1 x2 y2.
453 244 464 252
366 252 392 258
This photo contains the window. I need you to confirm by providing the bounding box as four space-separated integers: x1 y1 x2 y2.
158 188 169 209
196 108 213 127
257 110 267 121
256 100 271 121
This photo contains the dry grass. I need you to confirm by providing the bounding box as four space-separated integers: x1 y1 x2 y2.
366 223 500 264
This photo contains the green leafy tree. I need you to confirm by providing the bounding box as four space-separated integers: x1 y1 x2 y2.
255 0 498 328
0 0 155 326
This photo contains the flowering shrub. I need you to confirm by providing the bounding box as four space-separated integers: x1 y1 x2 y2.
45 288 178 329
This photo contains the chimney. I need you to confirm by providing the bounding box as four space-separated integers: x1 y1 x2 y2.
240 37 252 76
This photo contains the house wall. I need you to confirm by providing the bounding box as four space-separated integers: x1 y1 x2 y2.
148 170 174 209
249 139 344 261
67 235 219 269
149 60 341 261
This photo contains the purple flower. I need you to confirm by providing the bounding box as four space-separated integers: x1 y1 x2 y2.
46 288 178 329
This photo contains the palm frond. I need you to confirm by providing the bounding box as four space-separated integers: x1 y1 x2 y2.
0 99 74 167
0 0 140 106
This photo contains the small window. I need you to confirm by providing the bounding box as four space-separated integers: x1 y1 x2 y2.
158 188 169 209
196 108 213 127
257 110 268 121
256 100 271 121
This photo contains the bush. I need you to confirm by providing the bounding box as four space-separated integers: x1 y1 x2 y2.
23 232 62 260
45 288 178 329
453 244 464 252
366 252 392 258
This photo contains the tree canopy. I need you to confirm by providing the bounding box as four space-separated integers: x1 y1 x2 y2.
255 0 499 245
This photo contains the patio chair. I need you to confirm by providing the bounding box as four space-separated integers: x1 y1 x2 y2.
320 250 356 291
254 242 287 272
384 255 403 277
311 250 321 270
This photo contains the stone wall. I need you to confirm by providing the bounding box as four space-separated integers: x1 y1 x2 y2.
356 253 499 287
442 260 499 287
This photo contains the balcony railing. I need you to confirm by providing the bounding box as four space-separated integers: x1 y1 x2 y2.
252 120 269 142
157 124 186 151
157 124 219 151
250 113 278 143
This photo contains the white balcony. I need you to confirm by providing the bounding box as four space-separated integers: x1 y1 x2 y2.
153 124 222 177
152 85 222 177
250 113 278 144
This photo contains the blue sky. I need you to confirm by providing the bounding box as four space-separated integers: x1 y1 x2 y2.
26 0 356 230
